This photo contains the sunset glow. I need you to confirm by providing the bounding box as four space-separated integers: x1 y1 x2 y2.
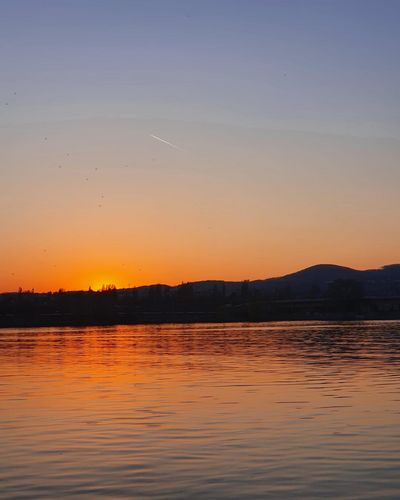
1 1 399 292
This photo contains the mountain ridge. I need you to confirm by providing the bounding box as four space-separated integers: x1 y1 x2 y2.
117 263 400 299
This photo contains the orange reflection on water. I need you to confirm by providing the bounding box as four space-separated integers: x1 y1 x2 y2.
1 322 400 498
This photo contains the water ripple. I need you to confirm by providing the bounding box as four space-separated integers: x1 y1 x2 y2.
1 321 400 498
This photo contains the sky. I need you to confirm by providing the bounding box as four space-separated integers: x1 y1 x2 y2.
1 0 400 292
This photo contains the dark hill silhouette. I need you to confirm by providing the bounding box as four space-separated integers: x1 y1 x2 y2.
1 264 400 327
250 264 361 295
110 263 400 299
278 263 360 281
144 263 400 298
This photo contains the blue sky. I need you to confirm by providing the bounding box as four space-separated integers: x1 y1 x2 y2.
1 0 399 135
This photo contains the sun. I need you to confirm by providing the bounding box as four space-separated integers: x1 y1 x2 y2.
89 276 121 292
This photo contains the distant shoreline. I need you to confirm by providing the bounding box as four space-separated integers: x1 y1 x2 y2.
1 308 400 329
2 263 400 329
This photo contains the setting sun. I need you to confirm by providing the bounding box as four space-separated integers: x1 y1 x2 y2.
87 276 123 292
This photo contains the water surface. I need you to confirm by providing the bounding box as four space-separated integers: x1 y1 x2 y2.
1 321 400 499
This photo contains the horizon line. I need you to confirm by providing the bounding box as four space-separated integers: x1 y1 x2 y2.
2 262 399 295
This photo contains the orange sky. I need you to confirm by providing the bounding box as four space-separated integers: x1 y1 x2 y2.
1 121 399 292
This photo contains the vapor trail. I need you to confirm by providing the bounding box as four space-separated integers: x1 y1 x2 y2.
150 134 182 150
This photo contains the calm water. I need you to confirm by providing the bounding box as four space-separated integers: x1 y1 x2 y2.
1 321 400 499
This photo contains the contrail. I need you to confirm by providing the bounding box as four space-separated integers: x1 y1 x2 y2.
150 134 182 150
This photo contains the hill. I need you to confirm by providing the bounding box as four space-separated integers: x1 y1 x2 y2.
123 263 400 299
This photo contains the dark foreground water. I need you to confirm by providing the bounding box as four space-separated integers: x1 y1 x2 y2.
1 321 400 499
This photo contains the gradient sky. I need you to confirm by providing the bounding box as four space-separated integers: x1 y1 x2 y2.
1 0 400 292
